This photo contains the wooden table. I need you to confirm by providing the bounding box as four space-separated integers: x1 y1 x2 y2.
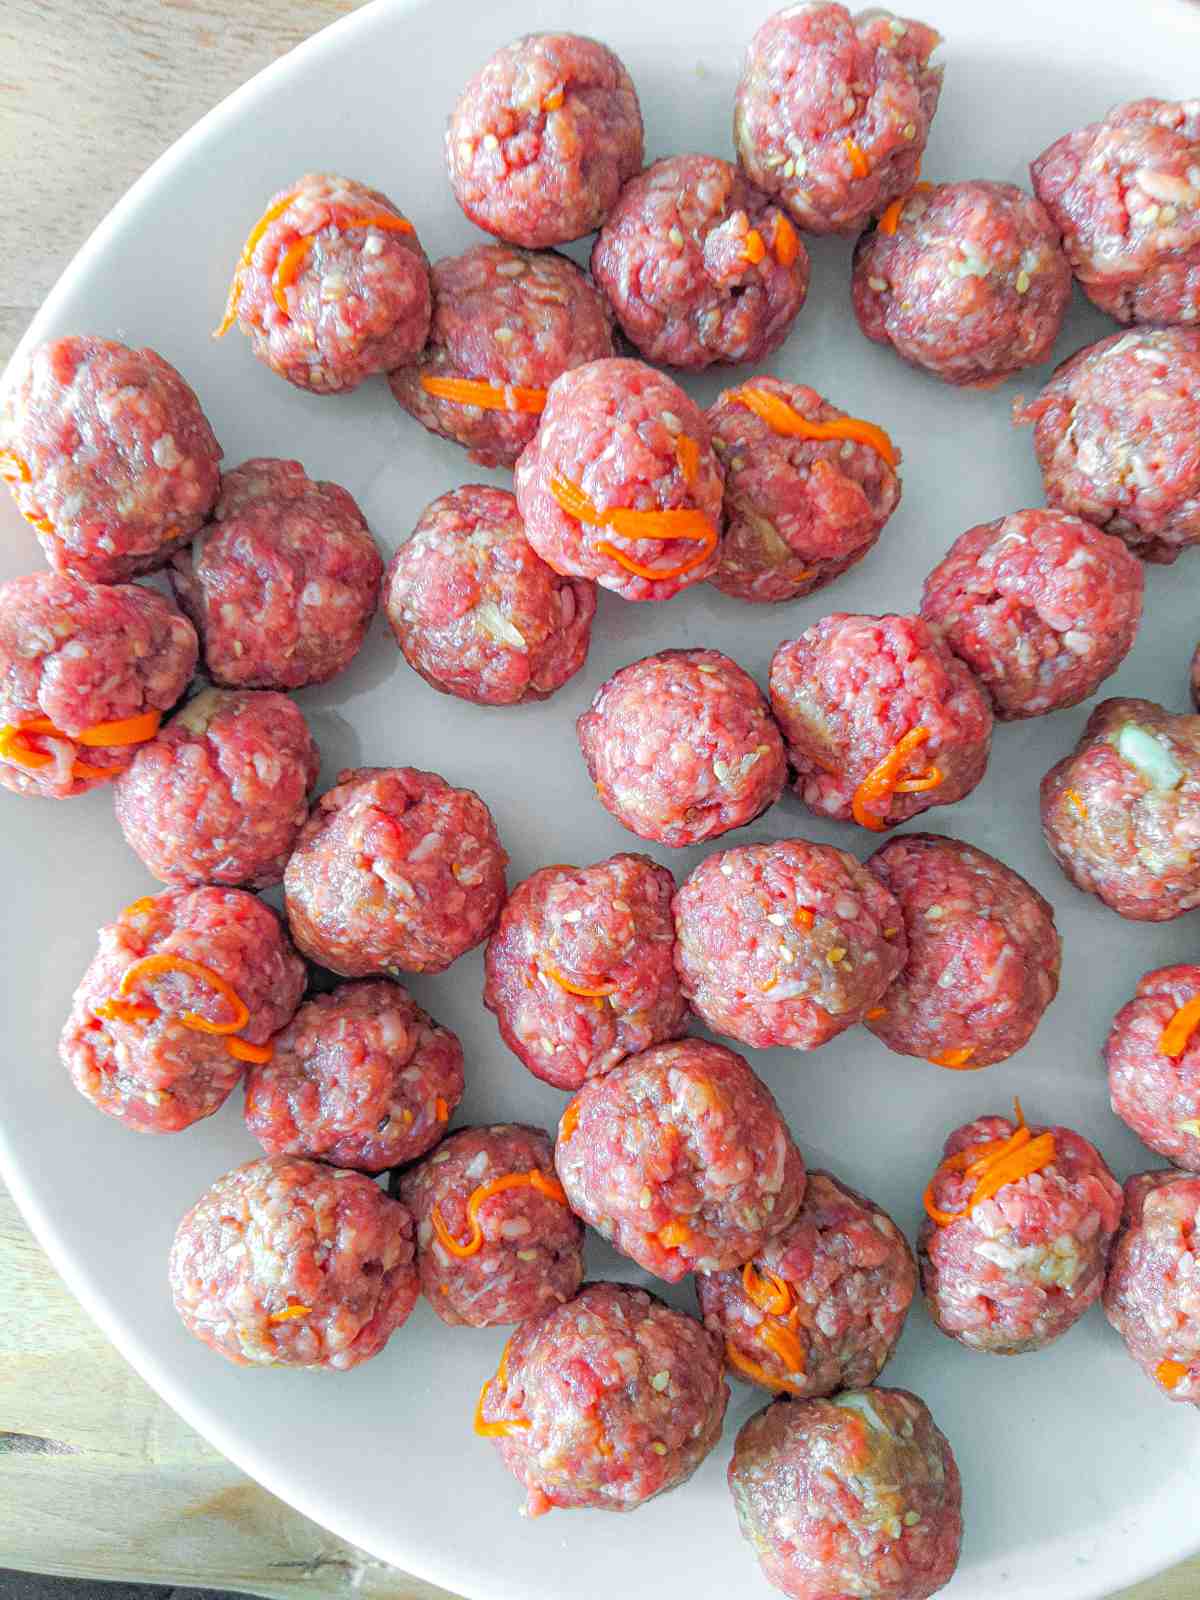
0 4 1197 1596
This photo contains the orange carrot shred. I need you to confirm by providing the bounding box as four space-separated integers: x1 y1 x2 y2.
725 1339 805 1396
122 897 158 920
227 1037 273 1064
0 450 31 484
923 1105 1056 1228
435 1096 450 1122
75 709 162 747
0 725 53 769
548 473 718 584
758 1316 806 1375
843 138 871 179
214 190 299 337
117 954 250 1035
542 87 565 111
675 433 702 492
539 959 617 999
742 1261 793 1317
268 1303 311 1324
878 180 933 236
733 385 898 468
272 235 314 313
432 1169 569 1259
475 1336 531 1436
865 1006 886 1020
419 374 547 414
94 998 160 1026
928 1047 978 1070
657 1220 692 1250
793 907 814 930
70 758 124 780
852 726 939 831
1156 1359 1189 1390
1160 995 1200 1058
560 1101 580 1143
338 213 415 237
1064 787 1088 821
771 213 799 267
742 228 766 265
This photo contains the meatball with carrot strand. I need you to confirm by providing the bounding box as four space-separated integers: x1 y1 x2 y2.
1105 965 1200 1171
1104 1169 1200 1406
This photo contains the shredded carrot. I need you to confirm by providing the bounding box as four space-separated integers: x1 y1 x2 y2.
923 1105 1057 1228
432 1169 568 1259
742 228 766 265
771 213 799 267
725 1339 805 1396
733 385 898 468
71 758 124 780
94 998 159 1025
214 190 299 336
794 907 814 930
843 138 870 179
657 1220 692 1250
758 1316 805 1375
74 709 162 747
268 1304 311 1324
227 1037 272 1065
117 954 250 1035
418 374 547 414
560 1101 580 1143
675 433 701 492
435 1096 450 1122
548 473 718 584
866 1007 886 1020
928 1047 978 1070
543 86 565 111
122 897 158 919
539 959 617 999
1160 996 1200 1058
475 1336 531 1436
878 180 933 236
339 213 415 238
742 1261 793 1317
23 511 56 535
0 726 52 769
272 235 314 313
0 449 31 484
1156 1359 1189 1390
1064 787 1088 821
851 727 939 831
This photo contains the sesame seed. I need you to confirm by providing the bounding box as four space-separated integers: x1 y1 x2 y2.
1015 270 1031 294
494 326 515 343
782 160 795 179
669 225 685 247
778 944 795 963
650 1370 670 1391
904 1510 922 1526
903 122 917 139
651 1441 668 1455
483 133 499 151
868 276 888 292
516 1249 538 1262
766 912 786 926
827 947 847 964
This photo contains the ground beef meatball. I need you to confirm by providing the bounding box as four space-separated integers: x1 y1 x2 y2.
217 172 430 393
0 572 196 799
169 1155 418 1370
577 649 786 847
384 485 595 706
920 509 1143 719
399 1124 584 1327
852 180 1071 386
707 377 901 603
1041 697 1200 920
673 840 905 1051
1015 326 1200 564
590 155 810 369
58 886 305 1134
769 614 993 830
114 688 319 889
445 33 644 248
698 1171 915 1399
919 1110 1122 1354
1104 1169 1200 1405
476 1281 727 1515
170 457 382 691
484 853 687 1090
244 979 464 1173
729 1388 961 1600
865 834 1061 1069
1031 100 1200 327
0 336 221 583
733 4 943 237
555 1038 806 1282
388 244 616 469
513 357 723 602
284 766 508 976
1105 965 1200 1171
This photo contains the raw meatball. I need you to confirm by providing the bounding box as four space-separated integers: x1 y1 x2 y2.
475 1281 727 1515
483 853 687 1090
707 376 901 604
728 1388 962 1600
1104 1169 1200 1405
733 3 943 237
1014 326 1200 564
1041 697 1200 920
920 509 1144 719
0 572 196 799
852 180 1072 386
919 1109 1122 1354
513 357 723 602
1105 965 1200 1170
58 886 305 1134
216 172 430 393
673 840 906 1051
1031 99 1200 326
0 336 220 583
590 154 810 369
384 485 595 706
114 688 319 889
244 979 464 1173
698 1170 915 1398
399 1123 584 1326
284 766 508 976
577 648 786 847
865 834 1061 1069
555 1038 806 1282
445 33 644 248
388 244 616 469
769 613 993 830
169 1154 418 1370
170 457 382 691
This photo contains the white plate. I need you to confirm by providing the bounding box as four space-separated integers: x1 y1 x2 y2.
3 0 1200 1595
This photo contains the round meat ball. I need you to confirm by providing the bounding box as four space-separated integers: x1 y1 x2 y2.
0 336 221 583
244 979 464 1173
577 648 787 847
707 377 902 604
865 834 1061 1069
476 1281 727 1516
483 853 687 1091
852 180 1072 386
170 457 382 691
58 887 305 1134
114 688 319 889
284 766 508 976
384 485 595 706
1104 1169 1200 1405
388 244 616 469
1031 99 1200 327
733 3 943 237
217 172 430 393
1014 326 1200 564
399 1124 584 1327
169 1154 418 1370
769 613 993 830
920 509 1144 719
513 357 723 602
1105 965 1200 1170
698 1170 915 1399
445 33 644 248
555 1037 806 1282
673 840 906 1052
590 154 810 369
920 1110 1122 1354
0 572 197 799
1041 697 1200 920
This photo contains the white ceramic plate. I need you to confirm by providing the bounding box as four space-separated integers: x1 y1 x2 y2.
4 1 1200 1595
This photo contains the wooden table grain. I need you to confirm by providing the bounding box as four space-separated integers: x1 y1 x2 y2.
0 4 1197 1597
